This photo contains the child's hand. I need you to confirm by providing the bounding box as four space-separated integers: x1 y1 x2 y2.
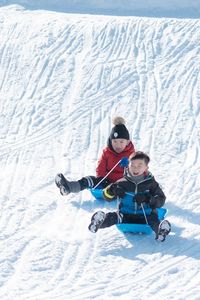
134 193 150 204
110 184 126 198
119 157 129 168
103 184 125 201
149 196 158 208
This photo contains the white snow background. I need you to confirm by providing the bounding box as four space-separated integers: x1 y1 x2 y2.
0 1 200 299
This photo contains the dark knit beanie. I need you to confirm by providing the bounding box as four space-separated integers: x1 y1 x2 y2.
109 117 130 140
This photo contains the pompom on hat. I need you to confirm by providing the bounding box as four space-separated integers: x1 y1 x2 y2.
109 116 130 140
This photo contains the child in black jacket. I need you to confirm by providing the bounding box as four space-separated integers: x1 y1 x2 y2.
88 151 171 242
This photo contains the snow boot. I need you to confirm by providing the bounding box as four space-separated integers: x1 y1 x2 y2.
88 211 106 233
156 219 171 242
55 173 81 196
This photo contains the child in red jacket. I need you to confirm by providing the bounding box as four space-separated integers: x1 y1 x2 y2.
55 117 135 195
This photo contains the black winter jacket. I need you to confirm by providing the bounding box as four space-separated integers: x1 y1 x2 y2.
103 170 166 209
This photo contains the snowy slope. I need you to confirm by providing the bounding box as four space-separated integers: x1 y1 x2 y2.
0 3 200 300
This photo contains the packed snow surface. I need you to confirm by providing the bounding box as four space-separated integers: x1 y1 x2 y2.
0 2 200 299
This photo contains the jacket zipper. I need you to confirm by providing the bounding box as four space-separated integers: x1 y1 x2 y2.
133 177 151 214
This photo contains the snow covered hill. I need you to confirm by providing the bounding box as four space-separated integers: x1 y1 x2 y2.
0 3 200 300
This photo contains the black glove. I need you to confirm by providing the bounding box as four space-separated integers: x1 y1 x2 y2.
110 184 125 198
149 196 158 209
134 193 150 204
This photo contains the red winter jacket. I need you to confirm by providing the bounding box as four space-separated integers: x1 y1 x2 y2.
96 141 135 183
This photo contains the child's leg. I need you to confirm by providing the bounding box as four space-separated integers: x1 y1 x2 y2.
122 213 147 224
120 211 159 228
55 173 81 195
55 174 97 195
100 211 123 228
55 174 111 195
147 210 171 242
88 211 122 233
78 176 97 190
78 176 110 190
146 210 160 233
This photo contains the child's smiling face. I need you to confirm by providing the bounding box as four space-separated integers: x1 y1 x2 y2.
129 159 148 176
111 138 129 153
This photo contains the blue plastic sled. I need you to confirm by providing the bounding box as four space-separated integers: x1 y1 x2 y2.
116 207 168 234
89 188 168 234
90 188 104 200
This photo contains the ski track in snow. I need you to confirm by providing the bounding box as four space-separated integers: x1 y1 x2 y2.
0 5 200 300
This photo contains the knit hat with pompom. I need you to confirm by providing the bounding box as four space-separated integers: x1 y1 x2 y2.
109 116 130 140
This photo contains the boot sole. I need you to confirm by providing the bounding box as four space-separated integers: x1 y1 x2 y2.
156 220 171 242
88 211 106 233
55 173 70 195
